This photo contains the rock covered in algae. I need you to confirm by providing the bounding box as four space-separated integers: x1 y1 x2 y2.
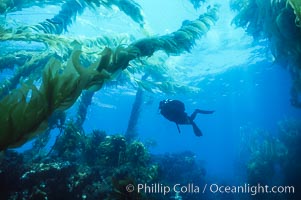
0 127 214 200
0 129 156 199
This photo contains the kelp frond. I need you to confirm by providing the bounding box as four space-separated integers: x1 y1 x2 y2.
0 26 131 100
189 0 206 10
129 4 220 56
112 0 145 28
0 0 60 14
0 48 109 150
0 25 131 54
0 5 219 149
31 0 85 34
0 43 139 149
0 81 48 150
4 0 146 34
0 51 52 100
230 0 301 108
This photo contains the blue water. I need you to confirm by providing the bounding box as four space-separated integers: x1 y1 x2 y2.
2 0 301 199
9 0 300 178
80 59 300 182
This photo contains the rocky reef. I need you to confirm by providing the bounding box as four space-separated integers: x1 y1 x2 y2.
0 123 208 200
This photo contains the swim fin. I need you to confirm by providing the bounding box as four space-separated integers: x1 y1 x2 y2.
190 109 214 121
191 121 202 136
176 123 181 133
196 109 215 114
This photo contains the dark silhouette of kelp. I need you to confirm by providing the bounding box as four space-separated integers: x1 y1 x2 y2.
75 91 94 129
125 74 149 142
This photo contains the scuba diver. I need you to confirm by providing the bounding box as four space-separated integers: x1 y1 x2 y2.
159 99 214 136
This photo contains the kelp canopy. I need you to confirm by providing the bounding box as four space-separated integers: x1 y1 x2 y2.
0 1 220 150
0 0 145 32
230 0 301 108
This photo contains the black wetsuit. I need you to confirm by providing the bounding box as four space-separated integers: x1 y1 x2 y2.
159 99 214 136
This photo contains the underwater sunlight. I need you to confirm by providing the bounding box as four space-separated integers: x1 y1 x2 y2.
0 0 301 199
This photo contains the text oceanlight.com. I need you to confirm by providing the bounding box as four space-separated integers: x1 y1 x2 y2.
125 183 295 196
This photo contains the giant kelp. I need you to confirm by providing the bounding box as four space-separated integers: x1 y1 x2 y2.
125 74 148 142
111 0 145 28
126 55 201 95
278 118 301 194
32 0 146 34
32 0 85 34
189 0 206 10
0 5 219 150
0 30 131 99
0 52 52 99
75 91 94 129
130 5 219 56
230 0 301 108
0 0 58 14
238 119 301 199
0 2 217 95
0 55 79 150
1 0 145 34
0 48 111 150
